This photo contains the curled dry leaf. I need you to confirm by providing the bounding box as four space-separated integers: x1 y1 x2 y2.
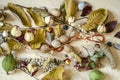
81 5 92 17
41 66 64 80
65 0 78 21
82 8 108 31
30 28 46 49
54 25 62 37
27 8 46 27
114 31 120 39
0 23 13 33
7 39 22 50
8 3 31 27
105 21 117 33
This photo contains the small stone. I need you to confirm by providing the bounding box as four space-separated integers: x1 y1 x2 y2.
114 43 120 50
78 1 89 11
107 42 112 47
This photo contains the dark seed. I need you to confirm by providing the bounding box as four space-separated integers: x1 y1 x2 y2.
107 42 112 47
63 25 69 30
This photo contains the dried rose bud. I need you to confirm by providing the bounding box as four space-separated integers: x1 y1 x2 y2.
24 31 34 42
11 26 22 37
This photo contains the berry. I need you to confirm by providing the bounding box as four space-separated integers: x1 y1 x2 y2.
107 42 112 47
63 25 69 30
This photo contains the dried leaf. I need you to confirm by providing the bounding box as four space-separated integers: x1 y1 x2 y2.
81 5 92 17
0 23 13 33
65 0 78 21
41 66 64 80
8 3 31 27
114 31 120 39
105 21 117 33
30 28 46 49
27 8 46 27
33 7 49 17
54 25 62 37
82 8 108 31
7 39 22 50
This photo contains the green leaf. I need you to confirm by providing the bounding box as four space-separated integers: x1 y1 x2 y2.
0 23 13 33
30 28 46 49
8 3 31 27
41 66 64 80
65 0 78 21
7 39 22 50
82 8 108 31
27 8 46 27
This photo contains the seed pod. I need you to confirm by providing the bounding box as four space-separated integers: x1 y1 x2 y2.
8 3 31 27
2 54 16 74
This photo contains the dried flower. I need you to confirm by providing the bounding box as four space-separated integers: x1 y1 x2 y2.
68 16 75 24
2 31 8 37
10 25 22 37
97 24 106 33
45 16 54 25
24 31 34 42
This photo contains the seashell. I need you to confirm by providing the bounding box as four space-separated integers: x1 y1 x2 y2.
97 25 106 33
2 31 8 37
24 31 34 42
59 35 69 43
10 25 22 37
51 39 61 48
64 44 73 53
114 43 120 50
45 16 54 25
40 44 50 52
50 8 61 17
78 1 89 11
